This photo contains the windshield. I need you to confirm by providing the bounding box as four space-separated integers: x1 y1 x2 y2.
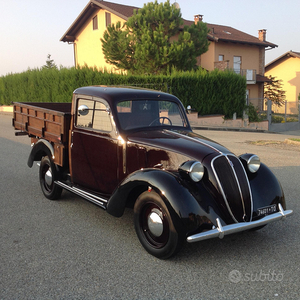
116 99 188 130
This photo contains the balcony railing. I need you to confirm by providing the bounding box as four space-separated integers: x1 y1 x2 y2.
214 62 257 84
234 69 257 84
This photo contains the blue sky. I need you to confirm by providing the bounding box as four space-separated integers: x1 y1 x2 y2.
1 0 299 76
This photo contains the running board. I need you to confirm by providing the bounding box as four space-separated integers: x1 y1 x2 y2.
55 181 107 209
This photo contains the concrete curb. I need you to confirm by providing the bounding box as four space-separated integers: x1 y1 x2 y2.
191 126 268 133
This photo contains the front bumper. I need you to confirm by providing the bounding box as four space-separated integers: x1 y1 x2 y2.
187 203 293 243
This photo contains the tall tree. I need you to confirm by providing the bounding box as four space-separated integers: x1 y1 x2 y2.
101 0 209 75
43 54 57 70
264 75 286 107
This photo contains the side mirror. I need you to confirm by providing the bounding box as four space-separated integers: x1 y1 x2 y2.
186 105 192 114
78 105 89 116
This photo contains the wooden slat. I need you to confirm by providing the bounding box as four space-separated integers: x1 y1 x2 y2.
12 102 71 148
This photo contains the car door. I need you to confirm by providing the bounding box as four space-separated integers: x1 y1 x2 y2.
70 97 119 195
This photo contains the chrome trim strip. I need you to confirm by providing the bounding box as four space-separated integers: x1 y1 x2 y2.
225 154 246 218
211 154 239 223
164 130 224 155
211 154 254 223
227 154 253 222
235 154 254 221
72 186 108 203
187 204 293 243
55 181 107 209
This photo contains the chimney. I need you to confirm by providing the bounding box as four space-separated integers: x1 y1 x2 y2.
258 29 267 42
194 14 203 24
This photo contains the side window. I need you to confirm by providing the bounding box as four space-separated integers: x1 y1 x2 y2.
233 56 242 74
93 102 112 131
93 15 98 30
77 99 94 128
76 99 112 132
105 12 111 27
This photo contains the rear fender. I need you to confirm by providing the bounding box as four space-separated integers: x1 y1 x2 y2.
27 139 54 168
107 169 220 234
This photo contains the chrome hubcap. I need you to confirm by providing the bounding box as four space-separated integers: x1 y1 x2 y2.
45 169 53 186
147 210 163 237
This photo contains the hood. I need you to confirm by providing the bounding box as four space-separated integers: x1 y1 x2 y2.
127 129 231 162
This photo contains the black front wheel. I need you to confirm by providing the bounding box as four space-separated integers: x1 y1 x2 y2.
39 156 62 200
134 191 184 259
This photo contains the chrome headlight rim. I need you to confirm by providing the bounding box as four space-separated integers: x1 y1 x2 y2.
179 161 205 182
247 154 261 173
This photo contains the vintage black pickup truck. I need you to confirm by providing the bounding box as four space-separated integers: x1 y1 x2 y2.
13 86 293 258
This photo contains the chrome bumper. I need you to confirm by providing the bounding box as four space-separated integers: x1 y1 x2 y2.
187 203 293 243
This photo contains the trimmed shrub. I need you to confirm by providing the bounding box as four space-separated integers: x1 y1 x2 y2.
0 67 246 118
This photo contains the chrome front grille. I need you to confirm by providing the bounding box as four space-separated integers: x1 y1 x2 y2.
212 154 252 222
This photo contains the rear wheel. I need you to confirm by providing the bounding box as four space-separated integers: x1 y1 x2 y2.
134 191 184 259
39 156 62 200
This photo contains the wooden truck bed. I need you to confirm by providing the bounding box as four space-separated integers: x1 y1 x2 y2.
13 102 72 166
13 102 72 143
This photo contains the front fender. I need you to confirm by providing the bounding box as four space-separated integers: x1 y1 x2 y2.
249 163 286 214
27 139 54 168
107 169 220 234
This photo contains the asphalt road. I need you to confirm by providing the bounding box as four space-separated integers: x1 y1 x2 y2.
1 113 300 300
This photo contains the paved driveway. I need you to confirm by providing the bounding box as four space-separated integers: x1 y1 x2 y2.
1 114 299 299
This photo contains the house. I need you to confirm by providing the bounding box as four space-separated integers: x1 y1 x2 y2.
60 0 277 110
186 18 277 111
60 1 138 72
265 51 300 114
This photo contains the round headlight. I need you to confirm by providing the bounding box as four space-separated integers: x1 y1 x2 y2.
247 155 260 173
189 162 204 182
179 161 204 182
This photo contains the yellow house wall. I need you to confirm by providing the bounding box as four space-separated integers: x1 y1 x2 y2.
265 56 300 114
200 41 260 71
200 41 262 107
200 42 215 70
215 43 260 71
246 84 259 106
217 43 264 109
74 9 126 72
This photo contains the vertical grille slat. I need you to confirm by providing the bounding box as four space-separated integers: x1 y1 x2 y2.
212 155 252 222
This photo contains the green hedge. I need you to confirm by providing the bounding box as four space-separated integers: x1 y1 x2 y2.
0 67 246 118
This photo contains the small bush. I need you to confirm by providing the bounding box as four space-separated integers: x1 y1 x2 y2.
272 115 284 123
286 117 298 122
245 103 260 122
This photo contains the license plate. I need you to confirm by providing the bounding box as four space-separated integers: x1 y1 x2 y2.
257 204 277 216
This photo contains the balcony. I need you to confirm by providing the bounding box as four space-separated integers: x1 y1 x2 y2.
241 69 256 84
214 62 257 84
235 69 257 84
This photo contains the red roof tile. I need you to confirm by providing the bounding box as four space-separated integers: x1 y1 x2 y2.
61 0 277 49
183 19 276 48
94 0 138 19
